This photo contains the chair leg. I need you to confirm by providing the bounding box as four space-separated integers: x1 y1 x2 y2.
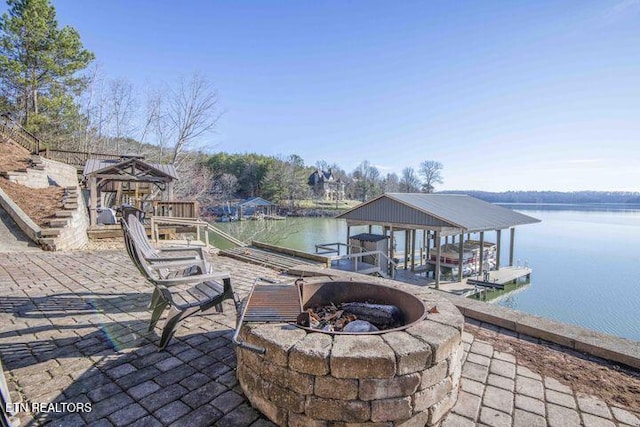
149 300 169 332
158 306 199 350
148 288 162 310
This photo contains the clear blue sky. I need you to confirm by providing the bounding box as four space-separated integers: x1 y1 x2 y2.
8 1 640 191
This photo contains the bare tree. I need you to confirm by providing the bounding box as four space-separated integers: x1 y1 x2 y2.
168 73 221 164
79 63 108 152
353 160 382 201
384 173 400 192
400 167 421 192
137 86 163 155
211 173 239 200
419 160 444 193
172 153 215 204
106 77 137 154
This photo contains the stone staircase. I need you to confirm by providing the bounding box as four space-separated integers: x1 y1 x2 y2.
38 186 89 251
0 155 49 188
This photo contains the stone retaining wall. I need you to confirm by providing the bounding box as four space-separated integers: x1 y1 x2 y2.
39 187 89 251
39 157 80 188
0 185 41 243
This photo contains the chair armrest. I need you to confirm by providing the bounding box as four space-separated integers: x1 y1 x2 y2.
158 246 206 254
157 246 206 259
156 271 231 286
145 255 198 262
147 259 208 271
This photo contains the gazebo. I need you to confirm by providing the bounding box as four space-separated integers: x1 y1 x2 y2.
82 156 178 227
336 193 540 286
235 197 274 219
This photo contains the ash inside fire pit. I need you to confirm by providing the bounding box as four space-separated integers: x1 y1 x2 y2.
299 301 403 332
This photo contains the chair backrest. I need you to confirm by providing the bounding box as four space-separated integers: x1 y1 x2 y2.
121 216 156 281
127 214 158 259
122 214 185 282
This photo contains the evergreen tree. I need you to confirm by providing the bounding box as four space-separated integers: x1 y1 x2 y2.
0 0 94 142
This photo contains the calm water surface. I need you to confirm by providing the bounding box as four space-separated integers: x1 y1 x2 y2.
212 206 640 341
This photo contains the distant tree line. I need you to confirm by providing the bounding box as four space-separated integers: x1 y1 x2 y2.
445 191 640 204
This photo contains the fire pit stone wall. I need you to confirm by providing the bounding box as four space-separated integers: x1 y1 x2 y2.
236 277 464 426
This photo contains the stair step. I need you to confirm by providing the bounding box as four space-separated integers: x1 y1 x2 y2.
40 229 62 237
3 171 27 177
46 218 69 227
63 203 79 210
55 211 73 218
39 237 57 248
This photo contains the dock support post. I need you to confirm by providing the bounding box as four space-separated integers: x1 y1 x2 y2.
458 232 464 282
479 231 485 277
496 229 502 270
410 229 416 271
434 231 441 289
404 230 409 270
389 226 395 268
509 228 515 266
346 225 351 255
425 231 430 266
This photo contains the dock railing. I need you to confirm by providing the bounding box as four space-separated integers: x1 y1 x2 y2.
314 242 364 256
329 250 397 279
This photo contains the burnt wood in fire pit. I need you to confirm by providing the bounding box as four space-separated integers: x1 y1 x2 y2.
341 302 402 328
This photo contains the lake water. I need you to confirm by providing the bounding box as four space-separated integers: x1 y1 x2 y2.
212 206 640 341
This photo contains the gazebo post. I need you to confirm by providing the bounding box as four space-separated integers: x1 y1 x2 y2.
89 175 97 226
434 230 441 289
346 225 351 255
167 181 174 201
458 232 464 282
496 229 502 270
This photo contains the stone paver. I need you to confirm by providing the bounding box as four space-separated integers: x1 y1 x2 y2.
583 413 617 427
1 250 638 427
578 393 613 419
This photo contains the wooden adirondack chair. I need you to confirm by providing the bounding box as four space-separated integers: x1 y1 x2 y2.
121 215 239 349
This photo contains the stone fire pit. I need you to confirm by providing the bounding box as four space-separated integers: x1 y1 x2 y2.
236 277 464 426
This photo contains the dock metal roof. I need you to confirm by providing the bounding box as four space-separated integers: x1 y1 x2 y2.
336 193 540 233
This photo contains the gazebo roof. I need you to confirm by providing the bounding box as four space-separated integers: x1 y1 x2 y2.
237 197 273 207
83 157 178 181
336 193 540 233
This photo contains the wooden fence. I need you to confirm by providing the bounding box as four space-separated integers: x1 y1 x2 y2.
152 200 199 219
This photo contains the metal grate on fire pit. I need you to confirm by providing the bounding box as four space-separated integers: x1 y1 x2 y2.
232 278 303 354
243 282 302 322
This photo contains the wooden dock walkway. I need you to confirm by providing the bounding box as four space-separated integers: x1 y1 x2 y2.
219 246 322 271
467 266 532 289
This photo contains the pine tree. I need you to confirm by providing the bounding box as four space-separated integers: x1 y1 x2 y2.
0 0 94 143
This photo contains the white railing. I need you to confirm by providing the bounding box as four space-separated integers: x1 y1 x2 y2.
330 250 397 278
314 242 364 256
